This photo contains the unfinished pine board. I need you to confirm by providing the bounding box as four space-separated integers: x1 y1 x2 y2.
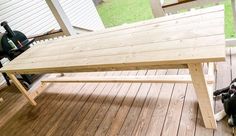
0 6 225 74
13 20 225 60
16 11 224 51
31 5 224 47
188 63 216 129
41 75 214 84
25 20 223 57
29 17 223 55
8 25 225 72
14 30 225 64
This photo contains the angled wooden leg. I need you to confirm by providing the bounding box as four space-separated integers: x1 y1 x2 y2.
7 73 37 106
188 63 217 129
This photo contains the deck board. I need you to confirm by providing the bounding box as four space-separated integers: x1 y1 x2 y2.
145 69 178 136
161 69 188 136
177 84 198 136
0 48 234 136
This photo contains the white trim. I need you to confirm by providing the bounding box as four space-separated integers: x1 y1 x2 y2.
45 0 76 36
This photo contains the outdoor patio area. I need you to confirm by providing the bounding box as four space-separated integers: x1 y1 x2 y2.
0 0 234 135
0 47 234 136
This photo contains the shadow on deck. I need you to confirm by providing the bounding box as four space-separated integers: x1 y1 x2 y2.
0 48 235 136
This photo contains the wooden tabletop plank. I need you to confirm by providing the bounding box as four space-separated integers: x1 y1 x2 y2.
16 16 224 61
19 9 223 59
26 9 223 51
0 44 225 74
12 7 224 62
10 34 225 66
0 6 225 74
32 5 223 48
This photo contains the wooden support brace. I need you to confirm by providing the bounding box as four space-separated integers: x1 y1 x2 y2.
7 74 37 106
29 83 50 99
188 63 217 129
41 75 214 84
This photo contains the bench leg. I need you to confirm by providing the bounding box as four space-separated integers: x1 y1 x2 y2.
7 73 37 106
188 63 217 129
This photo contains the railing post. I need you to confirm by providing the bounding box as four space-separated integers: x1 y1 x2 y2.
150 0 165 18
45 0 76 36
231 0 236 32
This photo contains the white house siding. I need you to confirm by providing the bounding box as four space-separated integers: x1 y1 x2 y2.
60 0 104 31
0 0 104 36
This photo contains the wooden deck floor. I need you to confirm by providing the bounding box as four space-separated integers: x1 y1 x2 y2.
0 48 235 136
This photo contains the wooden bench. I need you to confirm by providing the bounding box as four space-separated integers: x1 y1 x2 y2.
0 6 225 129
162 0 224 13
150 0 225 18
162 0 196 8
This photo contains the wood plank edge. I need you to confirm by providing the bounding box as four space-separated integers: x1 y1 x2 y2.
41 75 215 84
